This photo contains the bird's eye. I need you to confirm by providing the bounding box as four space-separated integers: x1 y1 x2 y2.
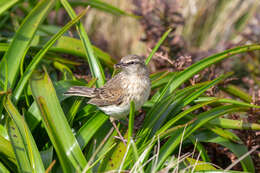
127 61 136 65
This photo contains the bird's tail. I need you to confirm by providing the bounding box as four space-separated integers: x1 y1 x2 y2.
64 86 97 97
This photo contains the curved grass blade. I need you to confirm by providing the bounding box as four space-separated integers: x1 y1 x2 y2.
157 99 218 135
182 73 232 105
0 0 18 15
0 0 55 88
167 44 260 93
220 84 252 103
184 157 217 171
30 69 87 172
145 28 172 65
3 96 45 173
189 136 211 162
194 96 260 108
13 8 88 103
128 101 135 143
61 0 105 87
0 160 10 173
205 125 241 143
155 105 248 171
209 118 260 130
196 131 255 173
145 73 230 136
0 135 17 172
51 36 116 68
76 111 108 149
70 0 137 17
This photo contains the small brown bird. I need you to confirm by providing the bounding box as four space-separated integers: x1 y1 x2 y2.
65 54 150 120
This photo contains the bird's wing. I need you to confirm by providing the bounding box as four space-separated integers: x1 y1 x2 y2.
88 74 124 107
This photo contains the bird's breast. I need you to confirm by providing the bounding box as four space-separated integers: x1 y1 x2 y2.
122 75 150 110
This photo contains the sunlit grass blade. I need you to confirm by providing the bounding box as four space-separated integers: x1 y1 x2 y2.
184 157 217 171
157 99 218 135
189 136 211 162
145 28 172 65
144 73 230 135
30 69 87 172
182 73 232 105
155 105 248 171
13 8 88 103
70 0 137 17
0 0 55 88
0 0 18 15
0 136 17 172
128 101 135 143
167 44 260 93
76 111 108 149
220 84 252 103
205 125 241 143
61 0 105 87
3 96 45 173
194 96 260 108
209 117 260 130
0 160 10 173
196 131 255 172
51 36 116 68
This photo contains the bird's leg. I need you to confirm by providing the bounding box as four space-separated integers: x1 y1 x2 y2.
110 117 127 146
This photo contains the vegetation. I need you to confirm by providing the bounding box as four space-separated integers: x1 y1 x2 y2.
0 0 259 172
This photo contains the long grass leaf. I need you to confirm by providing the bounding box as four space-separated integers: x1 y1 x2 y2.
70 0 136 17
168 44 260 93
30 68 87 172
209 118 260 130
76 111 108 149
61 0 105 87
128 101 135 143
0 0 55 88
196 131 255 172
156 105 248 171
13 8 88 103
145 28 172 65
3 96 45 173
0 0 18 15
0 136 17 172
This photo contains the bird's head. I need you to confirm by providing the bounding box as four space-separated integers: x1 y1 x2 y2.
114 55 147 74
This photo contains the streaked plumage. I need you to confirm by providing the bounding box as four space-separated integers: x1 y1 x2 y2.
65 55 150 119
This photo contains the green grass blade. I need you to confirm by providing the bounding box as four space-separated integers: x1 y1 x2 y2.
194 96 260 108
70 0 137 17
196 131 255 172
13 9 88 103
220 84 252 103
3 96 45 173
0 0 55 88
76 111 108 149
167 44 260 93
206 125 241 143
0 160 10 173
157 99 218 135
128 101 135 143
0 0 18 15
182 73 232 105
145 28 172 65
30 69 87 172
0 136 17 172
61 0 105 87
156 105 248 171
209 118 260 130
51 36 116 68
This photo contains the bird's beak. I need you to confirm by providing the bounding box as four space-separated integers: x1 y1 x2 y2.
114 63 124 69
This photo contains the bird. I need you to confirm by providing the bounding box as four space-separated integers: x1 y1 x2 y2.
65 55 151 143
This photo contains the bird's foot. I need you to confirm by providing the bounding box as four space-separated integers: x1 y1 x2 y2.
110 118 127 146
